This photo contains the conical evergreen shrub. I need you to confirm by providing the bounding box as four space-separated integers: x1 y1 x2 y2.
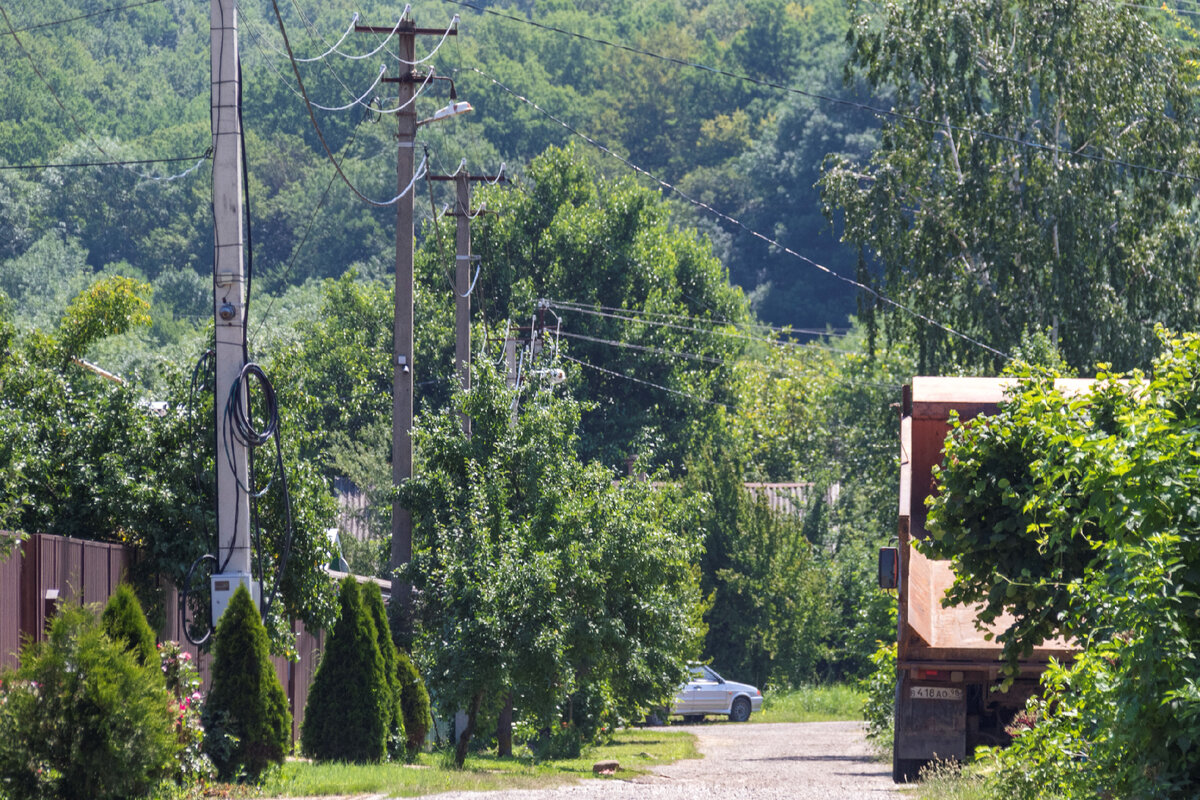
396 647 432 759
101 583 157 666
202 584 291 780
301 576 389 762
361 582 405 758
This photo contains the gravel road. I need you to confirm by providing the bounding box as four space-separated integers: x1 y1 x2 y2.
419 721 899 800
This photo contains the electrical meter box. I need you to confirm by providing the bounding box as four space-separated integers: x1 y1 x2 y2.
210 572 261 628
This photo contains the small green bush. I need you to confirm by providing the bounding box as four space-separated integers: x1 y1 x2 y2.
860 640 896 745
361 581 405 758
0 603 179 800
101 582 158 667
202 584 291 781
301 576 389 762
396 647 432 758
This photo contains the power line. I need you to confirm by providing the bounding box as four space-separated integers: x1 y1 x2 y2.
2 0 164 34
0 151 211 171
470 68 1008 360
561 353 728 409
551 298 846 339
559 330 725 365
265 0 430 207
551 301 863 356
442 0 1200 184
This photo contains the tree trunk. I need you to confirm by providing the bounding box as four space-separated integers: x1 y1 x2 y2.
454 690 485 768
496 692 513 757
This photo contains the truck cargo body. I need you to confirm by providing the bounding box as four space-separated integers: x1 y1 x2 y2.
888 377 1083 782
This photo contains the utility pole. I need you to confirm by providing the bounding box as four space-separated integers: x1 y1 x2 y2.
354 15 461 629
210 0 254 618
428 167 506 435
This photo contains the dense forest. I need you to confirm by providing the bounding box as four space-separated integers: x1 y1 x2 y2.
3 0 1200 790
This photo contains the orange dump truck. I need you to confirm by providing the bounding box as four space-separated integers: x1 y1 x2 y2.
882 377 1084 782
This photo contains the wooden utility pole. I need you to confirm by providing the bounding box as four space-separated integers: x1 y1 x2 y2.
428 167 505 435
353 15 459 629
210 0 252 598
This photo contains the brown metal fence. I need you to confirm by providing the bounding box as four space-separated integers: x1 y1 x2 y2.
0 532 325 742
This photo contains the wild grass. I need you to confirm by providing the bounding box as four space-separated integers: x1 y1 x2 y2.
259 728 699 797
902 759 994 800
753 682 865 724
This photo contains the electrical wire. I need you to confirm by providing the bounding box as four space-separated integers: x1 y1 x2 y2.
294 11 364 62
443 0 1200 184
2 0 164 34
562 353 729 409
550 297 847 338
0 151 211 171
0 2 205 183
474 67 1010 361
266 0 430 207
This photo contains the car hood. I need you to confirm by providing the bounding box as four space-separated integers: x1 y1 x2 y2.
722 681 759 695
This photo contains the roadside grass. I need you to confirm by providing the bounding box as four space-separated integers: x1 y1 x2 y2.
901 760 993 800
259 728 699 797
753 683 865 724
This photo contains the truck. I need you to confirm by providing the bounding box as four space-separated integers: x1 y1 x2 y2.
881 377 1086 782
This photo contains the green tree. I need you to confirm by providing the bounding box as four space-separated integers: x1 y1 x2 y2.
361 581 406 759
301 576 389 763
400 358 702 766
823 0 1200 372
202 584 291 780
395 648 432 759
0 604 178 800
101 583 158 667
926 331 1200 796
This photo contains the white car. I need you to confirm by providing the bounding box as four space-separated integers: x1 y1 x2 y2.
671 664 763 722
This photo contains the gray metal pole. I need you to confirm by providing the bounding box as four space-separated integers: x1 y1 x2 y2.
455 171 471 435
211 0 251 583
390 24 417 621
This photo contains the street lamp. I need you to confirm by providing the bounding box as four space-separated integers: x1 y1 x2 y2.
419 100 473 127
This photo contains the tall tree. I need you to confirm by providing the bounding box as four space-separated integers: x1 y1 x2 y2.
823 0 1200 372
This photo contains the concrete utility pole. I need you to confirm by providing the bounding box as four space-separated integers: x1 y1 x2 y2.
354 15 460 626
210 0 253 611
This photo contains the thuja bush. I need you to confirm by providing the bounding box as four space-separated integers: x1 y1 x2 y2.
361 582 405 758
302 576 389 762
202 584 291 781
396 648 432 759
0 604 179 800
101 583 157 666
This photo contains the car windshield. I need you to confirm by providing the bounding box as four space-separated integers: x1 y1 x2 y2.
690 665 722 682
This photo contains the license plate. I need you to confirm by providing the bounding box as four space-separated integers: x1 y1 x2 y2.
910 686 963 701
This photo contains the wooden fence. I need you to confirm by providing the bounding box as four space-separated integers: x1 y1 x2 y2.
0 533 325 742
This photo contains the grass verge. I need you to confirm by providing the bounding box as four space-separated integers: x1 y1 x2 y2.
258 728 699 797
901 760 993 800
753 683 865 724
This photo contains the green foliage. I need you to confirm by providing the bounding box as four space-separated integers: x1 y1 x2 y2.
688 449 835 689
100 582 157 667
301 577 389 763
361 581 406 759
825 0 1200 372
203 584 291 781
395 648 432 760
927 331 1200 797
56 274 151 358
860 640 896 745
400 357 702 766
0 604 179 800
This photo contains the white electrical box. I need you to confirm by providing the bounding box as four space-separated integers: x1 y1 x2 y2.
210 572 261 628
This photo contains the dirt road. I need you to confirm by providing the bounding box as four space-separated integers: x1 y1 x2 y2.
421 721 900 800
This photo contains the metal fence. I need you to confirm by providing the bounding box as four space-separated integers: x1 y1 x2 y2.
0 532 325 742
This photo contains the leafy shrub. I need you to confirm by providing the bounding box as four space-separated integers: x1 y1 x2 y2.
0 603 179 800
202 584 291 781
396 647 432 759
101 583 158 667
159 641 216 786
361 581 405 758
301 576 389 762
860 640 896 745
